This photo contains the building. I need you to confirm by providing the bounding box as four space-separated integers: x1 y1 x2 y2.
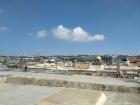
125 58 140 67
74 62 90 70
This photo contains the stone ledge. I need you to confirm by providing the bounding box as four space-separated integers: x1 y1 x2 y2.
6 74 140 94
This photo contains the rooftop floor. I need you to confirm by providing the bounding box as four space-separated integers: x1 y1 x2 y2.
0 71 140 105
0 77 140 105
4 71 140 87
0 77 63 105
6 72 140 93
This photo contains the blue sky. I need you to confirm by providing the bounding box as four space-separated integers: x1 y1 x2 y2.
0 0 140 55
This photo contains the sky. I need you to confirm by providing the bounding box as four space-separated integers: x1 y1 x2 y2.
0 0 140 55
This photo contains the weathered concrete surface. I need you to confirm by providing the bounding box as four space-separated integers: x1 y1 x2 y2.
38 88 140 105
6 73 140 93
38 88 105 105
1 77 140 105
0 77 63 105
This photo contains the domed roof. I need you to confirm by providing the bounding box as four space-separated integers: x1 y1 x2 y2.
96 55 102 60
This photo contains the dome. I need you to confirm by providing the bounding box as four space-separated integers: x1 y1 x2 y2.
96 55 102 61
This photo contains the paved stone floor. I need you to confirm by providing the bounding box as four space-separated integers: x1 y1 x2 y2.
1 71 140 88
38 88 103 105
0 77 63 105
6 72 140 93
9 72 140 87
38 88 140 105
0 72 140 105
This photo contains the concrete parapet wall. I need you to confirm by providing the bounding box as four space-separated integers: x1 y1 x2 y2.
7 75 140 94
1 68 139 79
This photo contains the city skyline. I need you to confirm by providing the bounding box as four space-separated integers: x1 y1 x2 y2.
0 0 140 55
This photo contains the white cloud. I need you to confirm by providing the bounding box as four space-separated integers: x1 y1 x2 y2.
0 26 8 32
0 9 3 13
36 30 47 39
52 25 105 42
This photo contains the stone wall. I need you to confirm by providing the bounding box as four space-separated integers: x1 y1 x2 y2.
6 76 140 94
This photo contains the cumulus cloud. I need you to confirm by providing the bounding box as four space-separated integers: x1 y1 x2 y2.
52 25 105 42
36 30 47 39
0 26 8 32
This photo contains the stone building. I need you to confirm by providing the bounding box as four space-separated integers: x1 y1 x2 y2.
74 62 90 69
126 58 140 67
